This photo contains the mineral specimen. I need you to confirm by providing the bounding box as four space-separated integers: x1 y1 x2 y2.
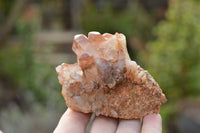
56 32 167 119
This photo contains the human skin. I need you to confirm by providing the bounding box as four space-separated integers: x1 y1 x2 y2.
54 108 162 133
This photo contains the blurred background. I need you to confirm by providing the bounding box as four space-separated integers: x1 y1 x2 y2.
0 0 200 132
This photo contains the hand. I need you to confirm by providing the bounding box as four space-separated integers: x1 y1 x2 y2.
54 108 162 133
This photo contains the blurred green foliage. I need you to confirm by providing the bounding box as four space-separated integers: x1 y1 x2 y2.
81 0 154 41
142 0 200 131
143 0 200 100
0 16 63 107
0 0 15 17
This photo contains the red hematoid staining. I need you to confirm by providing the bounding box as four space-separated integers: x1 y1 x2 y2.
56 32 167 119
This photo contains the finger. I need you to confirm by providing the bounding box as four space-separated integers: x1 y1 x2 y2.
54 108 91 133
90 115 118 133
141 114 162 133
116 119 141 133
0 130 3 133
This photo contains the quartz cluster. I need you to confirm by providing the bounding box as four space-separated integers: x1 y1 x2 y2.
56 32 167 119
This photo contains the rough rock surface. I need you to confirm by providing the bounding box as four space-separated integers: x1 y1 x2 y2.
56 32 167 119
